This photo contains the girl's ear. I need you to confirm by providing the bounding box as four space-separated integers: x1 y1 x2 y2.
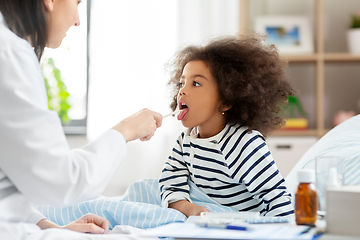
221 104 232 112
43 0 55 12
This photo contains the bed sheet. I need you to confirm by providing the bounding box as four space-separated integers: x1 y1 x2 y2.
0 221 158 240
36 178 238 230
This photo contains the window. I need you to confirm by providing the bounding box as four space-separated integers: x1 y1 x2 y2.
41 0 89 135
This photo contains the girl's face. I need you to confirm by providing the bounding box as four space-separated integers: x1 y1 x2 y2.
177 60 227 138
44 0 81 48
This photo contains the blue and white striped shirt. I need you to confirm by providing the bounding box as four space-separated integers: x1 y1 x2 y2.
159 123 294 217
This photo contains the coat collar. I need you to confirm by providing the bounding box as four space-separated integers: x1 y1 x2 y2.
184 123 238 145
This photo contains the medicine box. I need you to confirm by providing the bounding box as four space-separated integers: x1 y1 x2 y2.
326 185 360 236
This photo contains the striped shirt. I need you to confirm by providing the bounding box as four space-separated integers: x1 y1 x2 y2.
159 123 294 217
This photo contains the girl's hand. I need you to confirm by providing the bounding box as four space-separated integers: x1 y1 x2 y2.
112 108 163 142
37 213 109 234
169 200 210 217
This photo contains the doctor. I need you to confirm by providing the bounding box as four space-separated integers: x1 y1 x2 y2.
0 0 162 235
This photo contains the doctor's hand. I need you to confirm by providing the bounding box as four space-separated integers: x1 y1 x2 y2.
113 108 163 142
63 214 109 234
37 213 109 234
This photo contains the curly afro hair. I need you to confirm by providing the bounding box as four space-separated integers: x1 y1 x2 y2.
167 34 296 137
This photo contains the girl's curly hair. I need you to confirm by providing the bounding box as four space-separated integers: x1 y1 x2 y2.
167 34 295 137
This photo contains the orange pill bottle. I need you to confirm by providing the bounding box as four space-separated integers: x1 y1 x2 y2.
295 169 317 226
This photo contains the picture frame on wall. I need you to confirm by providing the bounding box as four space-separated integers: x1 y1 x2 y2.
255 16 314 54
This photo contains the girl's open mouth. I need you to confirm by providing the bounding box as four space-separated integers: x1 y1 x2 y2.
177 102 189 120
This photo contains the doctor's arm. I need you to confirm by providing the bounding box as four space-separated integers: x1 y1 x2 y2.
0 41 162 207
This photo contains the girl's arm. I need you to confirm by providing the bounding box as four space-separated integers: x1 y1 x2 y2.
169 200 209 217
230 133 294 217
159 134 192 208
159 134 210 217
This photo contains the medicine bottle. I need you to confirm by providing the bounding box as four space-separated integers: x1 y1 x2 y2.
295 169 317 226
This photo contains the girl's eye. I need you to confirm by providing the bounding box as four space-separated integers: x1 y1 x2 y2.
193 81 201 87
177 82 184 88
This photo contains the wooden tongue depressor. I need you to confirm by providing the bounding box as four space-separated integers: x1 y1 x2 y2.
163 108 182 118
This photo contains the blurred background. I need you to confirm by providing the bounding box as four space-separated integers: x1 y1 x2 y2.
43 0 360 196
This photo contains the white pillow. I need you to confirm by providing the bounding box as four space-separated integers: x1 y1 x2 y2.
285 114 360 203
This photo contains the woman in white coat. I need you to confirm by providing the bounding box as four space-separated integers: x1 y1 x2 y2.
0 0 163 235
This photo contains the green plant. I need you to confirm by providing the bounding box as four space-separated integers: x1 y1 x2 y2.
350 13 360 28
42 58 71 124
284 95 307 119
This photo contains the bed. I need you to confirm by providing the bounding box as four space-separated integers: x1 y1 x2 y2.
1 178 237 239
35 179 238 230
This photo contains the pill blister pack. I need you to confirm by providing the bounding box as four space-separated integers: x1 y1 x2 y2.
189 217 248 225
245 217 289 224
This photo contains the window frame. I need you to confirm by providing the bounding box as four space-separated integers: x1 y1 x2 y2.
63 0 91 135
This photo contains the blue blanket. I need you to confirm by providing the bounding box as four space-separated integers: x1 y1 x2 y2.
36 179 238 229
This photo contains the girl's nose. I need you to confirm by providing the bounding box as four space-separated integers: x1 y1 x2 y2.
178 83 188 96
179 89 186 96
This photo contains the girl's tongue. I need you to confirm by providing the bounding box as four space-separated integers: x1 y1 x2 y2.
177 108 189 120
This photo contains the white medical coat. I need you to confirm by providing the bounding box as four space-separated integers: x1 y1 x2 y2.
0 13 127 223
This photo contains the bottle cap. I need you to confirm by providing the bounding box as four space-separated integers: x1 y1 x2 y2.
297 169 315 183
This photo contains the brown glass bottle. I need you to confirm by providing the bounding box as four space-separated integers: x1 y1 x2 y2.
295 169 317 226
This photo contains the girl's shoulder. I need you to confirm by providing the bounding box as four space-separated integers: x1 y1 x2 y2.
222 123 266 144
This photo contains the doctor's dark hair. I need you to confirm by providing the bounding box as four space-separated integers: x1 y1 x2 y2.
166 35 296 137
0 0 47 61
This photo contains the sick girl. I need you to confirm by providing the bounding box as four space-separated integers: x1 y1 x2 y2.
159 35 296 217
